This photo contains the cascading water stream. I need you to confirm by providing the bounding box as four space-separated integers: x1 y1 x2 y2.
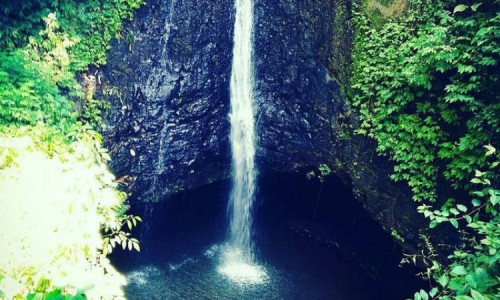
228 0 256 261
218 0 267 284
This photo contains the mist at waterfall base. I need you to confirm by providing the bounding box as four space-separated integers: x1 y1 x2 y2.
110 175 428 299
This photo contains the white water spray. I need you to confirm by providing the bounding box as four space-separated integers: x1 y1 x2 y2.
219 0 267 284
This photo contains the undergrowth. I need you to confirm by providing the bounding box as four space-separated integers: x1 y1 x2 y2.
0 0 144 298
351 0 499 299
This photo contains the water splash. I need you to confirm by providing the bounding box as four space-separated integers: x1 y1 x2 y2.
221 0 266 284
218 246 267 285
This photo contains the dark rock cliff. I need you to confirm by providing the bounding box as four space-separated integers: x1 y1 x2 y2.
254 0 341 172
99 0 425 250
252 0 424 251
98 0 233 202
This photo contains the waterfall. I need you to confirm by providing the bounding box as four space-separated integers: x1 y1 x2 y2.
218 0 266 284
228 0 256 260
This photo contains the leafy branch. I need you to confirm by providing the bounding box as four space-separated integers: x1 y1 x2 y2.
102 215 142 255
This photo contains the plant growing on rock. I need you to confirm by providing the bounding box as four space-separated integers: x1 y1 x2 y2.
351 0 499 299
414 146 499 300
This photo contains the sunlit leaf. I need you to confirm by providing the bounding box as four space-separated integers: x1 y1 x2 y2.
451 265 467 275
484 145 495 156
470 289 486 300
438 274 449 287
419 289 429 300
471 178 482 184
429 287 438 297
453 4 468 14
471 3 482 12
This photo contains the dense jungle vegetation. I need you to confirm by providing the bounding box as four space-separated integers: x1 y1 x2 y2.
351 0 499 299
0 1 143 299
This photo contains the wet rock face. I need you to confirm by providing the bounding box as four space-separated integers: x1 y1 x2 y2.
99 0 233 201
251 0 426 250
100 0 349 200
253 0 344 173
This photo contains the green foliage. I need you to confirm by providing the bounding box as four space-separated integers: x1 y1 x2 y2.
0 127 141 299
0 273 4 298
0 1 143 298
351 0 499 203
0 50 75 130
27 288 87 300
102 215 142 255
0 0 143 70
306 164 333 182
318 164 332 177
80 96 111 129
64 0 144 71
391 228 405 243
0 0 144 133
351 0 499 299
0 2 52 50
416 147 499 300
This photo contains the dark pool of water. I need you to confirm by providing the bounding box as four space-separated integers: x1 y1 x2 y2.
111 174 428 300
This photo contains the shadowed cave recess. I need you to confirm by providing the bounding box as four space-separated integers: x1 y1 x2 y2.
111 175 428 299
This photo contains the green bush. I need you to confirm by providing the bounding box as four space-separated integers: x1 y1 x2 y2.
0 127 140 299
1 0 143 70
0 50 75 130
414 147 499 300
0 13 79 131
0 1 144 298
352 0 499 202
350 0 499 299
1 0 144 134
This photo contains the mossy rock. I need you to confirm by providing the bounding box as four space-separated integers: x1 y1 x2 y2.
364 0 408 27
